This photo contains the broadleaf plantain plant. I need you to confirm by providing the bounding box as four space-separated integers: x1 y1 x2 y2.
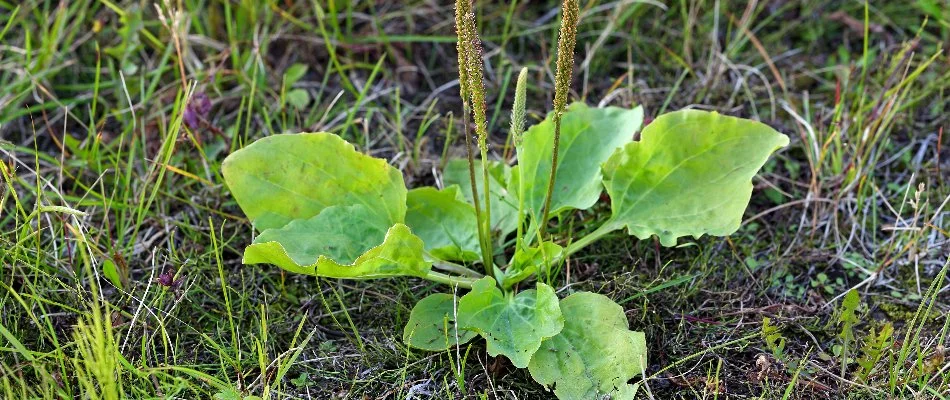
221 0 789 398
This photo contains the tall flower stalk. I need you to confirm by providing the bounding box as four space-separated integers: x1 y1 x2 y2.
539 0 580 230
455 0 580 272
455 0 493 274
511 67 529 250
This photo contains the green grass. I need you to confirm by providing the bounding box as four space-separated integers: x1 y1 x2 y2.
1 0 948 398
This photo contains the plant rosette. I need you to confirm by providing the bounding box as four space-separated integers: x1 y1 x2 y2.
222 103 788 399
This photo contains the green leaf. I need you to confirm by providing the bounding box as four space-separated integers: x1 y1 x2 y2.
856 323 893 381
283 63 308 85
510 103 643 229
286 89 310 109
602 109 789 246
213 389 241 400
244 220 431 279
502 241 563 289
250 204 387 266
528 292 647 400
290 373 311 388
222 132 406 231
404 293 478 351
457 277 563 368
102 259 123 289
405 186 481 262
443 159 518 237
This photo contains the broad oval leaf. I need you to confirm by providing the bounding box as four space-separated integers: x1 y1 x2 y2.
244 216 431 279
510 103 643 229
222 132 406 231
603 109 789 246
403 293 477 351
250 204 387 265
405 186 481 262
457 277 563 368
443 159 518 238
528 292 647 400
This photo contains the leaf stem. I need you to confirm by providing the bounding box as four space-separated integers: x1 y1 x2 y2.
563 220 618 258
432 260 484 278
423 270 478 289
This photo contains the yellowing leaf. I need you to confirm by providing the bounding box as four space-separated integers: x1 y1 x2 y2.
222 132 406 231
223 134 427 280
244 222 430 279
602 109 789 246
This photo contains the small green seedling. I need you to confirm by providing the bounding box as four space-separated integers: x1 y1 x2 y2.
221 1 788 398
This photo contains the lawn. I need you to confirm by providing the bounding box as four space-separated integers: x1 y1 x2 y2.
1 0 948 399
